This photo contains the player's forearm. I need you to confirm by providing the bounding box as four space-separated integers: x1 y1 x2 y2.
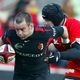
61 48 80 60
43 26 65 38
47 42 80 63
60 42 80 60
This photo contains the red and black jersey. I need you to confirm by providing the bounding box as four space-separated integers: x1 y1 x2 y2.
2 27 54 75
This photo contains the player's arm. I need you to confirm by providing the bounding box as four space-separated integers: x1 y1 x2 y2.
0 31 15 63
48 43 57 52
60 19 80 60
47 42 80 64
46 22 80 63
0 33 8 63
44 25 68 38
44 42 61 63
0 37 6 63
0 37 5 63
0 31 8 45
60 41 80 60
45 41 80 63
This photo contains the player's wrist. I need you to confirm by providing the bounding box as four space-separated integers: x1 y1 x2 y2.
48 51 61 63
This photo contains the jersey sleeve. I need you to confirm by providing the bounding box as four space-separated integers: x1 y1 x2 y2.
37 26 64 38
2 30 12 44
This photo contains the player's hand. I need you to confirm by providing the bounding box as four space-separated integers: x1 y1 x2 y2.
0 54 5 63
49 51 61 63
0 51 15 63
44 51 61 63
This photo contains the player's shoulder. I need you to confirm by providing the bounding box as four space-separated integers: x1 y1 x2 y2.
66 18 80 24
65 18 80 29
35 25 51 32
34 26 52 39
7 29 15 33
6 29 16 36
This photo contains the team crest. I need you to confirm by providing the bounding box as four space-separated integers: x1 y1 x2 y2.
37 43 44 50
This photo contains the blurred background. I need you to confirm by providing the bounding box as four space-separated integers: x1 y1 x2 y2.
0 0 80 80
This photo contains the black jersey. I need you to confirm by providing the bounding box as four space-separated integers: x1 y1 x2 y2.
2 27 54 74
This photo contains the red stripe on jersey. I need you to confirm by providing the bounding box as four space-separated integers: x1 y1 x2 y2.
6 37 12 45
35 27 50 32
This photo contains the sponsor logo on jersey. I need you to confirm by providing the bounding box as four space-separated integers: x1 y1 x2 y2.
15 43 24 50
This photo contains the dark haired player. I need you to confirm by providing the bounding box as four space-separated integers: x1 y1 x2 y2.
42 3 80 80
0 11 65 80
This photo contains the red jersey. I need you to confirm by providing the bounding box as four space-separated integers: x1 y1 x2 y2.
51 18 80 78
